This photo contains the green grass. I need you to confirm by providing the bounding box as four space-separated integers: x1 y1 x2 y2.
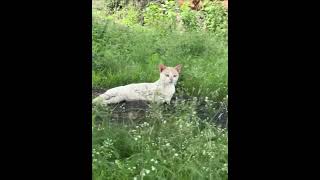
92 1 228 179
93 101 228 180
92 14 227 100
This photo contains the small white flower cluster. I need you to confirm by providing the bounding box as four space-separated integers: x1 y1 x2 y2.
92 148 100 162
209 151 216 159
97 126 104 131
102 139 113 147
140 168 151 176
140 121 150 127
150 158 158 164
128 166 136 171
202 166 210 172
151 166 156 171
221 163 228 172
202 150 206 155
134 122 150 130
134 135 142 141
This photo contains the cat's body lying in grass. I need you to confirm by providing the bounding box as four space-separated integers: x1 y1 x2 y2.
93 64 182 105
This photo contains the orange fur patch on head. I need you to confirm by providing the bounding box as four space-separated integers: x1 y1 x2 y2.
159 64 182 74
159 64 166 72
175 64 182 73
161 67 179 75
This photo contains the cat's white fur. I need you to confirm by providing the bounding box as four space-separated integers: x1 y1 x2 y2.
93 64 182 105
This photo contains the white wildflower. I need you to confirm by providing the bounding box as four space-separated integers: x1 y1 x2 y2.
174 153 179 157
151 166 156 171
202 150 206 155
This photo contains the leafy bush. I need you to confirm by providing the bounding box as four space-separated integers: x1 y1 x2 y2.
179 1 200 31
112 4 141 26
202 1 228 37
105 0 129 14
143 0 177 31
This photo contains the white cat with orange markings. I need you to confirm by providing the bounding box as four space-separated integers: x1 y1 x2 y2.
93 64 182 105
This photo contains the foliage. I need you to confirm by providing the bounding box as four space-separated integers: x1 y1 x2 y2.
202 1 228 37
112 4 141 26
143 0 178 31
92 20 227 100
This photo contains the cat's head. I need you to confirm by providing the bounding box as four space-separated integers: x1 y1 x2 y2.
159 64 182 85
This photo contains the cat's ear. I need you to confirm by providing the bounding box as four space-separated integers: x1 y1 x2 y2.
175 64 182 73
159 64 166 72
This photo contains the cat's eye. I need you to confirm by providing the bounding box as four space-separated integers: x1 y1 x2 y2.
165 74 169 77
173 75 177 77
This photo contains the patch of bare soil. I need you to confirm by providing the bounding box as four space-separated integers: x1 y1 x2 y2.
92 89 227 128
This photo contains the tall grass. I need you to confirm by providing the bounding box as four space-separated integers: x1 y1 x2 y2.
92 19 227 100
93 100 228 180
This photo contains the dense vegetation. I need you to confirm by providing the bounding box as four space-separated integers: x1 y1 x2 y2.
92 0 228 179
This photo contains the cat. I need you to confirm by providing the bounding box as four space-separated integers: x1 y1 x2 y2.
93 64 182 105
